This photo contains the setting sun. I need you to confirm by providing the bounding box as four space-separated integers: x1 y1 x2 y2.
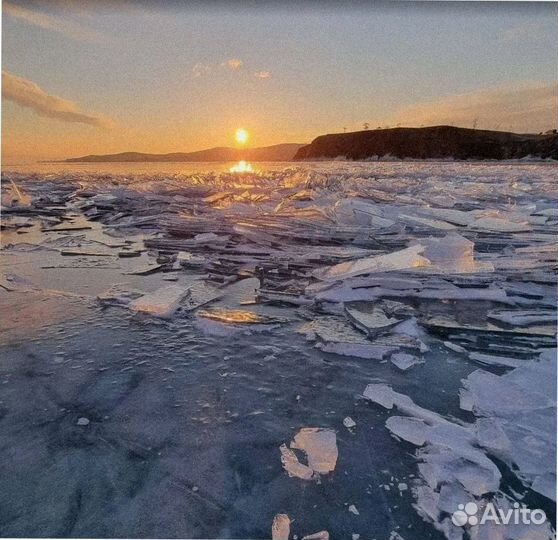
235 128 249 145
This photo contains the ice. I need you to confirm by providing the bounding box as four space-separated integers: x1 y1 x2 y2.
475 418 510 453
390 352 423 371
462 369 554 418
176 251 207 267
468 352 522 369
2 179 32 208
487 309 556 327
1 162 556 539
302 531 330 540
345 305 401 336
461 354 556 501
470 216 532 232
181 281 222 311
531 473 556 501
416 208 475 226
291 428 338 475
280 428 338 480
197 308 288 325
416 234 494 274
313 245 430 281
298 317 401 359
129 285 190 318
385 416 428 445
333 198 395 228
443 341 467 353
272 514 291 540
401 214 457 230
363 384 455 426
97 284 144 307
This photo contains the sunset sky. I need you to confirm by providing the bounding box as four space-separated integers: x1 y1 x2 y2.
2 0 557 162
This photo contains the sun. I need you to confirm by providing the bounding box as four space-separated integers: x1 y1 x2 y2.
235 128 249 145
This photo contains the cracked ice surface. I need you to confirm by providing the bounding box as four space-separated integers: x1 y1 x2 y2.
0 161 556 539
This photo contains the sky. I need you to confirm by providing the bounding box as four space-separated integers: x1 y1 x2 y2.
2 0 557 162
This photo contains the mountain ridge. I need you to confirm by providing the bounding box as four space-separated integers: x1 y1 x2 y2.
64 143 305 162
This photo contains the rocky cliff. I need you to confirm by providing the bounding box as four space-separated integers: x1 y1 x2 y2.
294 126 558 161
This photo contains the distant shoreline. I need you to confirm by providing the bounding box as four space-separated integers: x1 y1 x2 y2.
55 126 558 163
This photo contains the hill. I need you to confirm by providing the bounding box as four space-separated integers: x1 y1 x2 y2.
66 143 305 162
294 126 558 161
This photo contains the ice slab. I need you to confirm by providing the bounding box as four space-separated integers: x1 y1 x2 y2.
176 251 207 267
487 309 556 327
390 353 423 371
291 428 338 475
280 428 338 480
129 285 190 318
468 352 522 369
470 216 532 232
279 444 314 480
345 305 401 337
313 245 430 281
272 514 291 540
299 317 420 360
302 531 330 540
333 198 395 228
97 284 144 307
2 180 32 208
417 234 494 274
197 308 288 325
181 281 222 311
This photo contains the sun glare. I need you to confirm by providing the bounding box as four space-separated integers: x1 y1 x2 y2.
235 128 249 145
229 160 254 173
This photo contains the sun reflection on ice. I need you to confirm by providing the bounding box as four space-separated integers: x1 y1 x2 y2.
229 160 254 173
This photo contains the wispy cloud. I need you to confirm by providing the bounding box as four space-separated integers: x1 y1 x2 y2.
3 1 105 43
192 62 211 78
384 82 557 133
193 59 271 79
2 71 114 129
222 58 243 70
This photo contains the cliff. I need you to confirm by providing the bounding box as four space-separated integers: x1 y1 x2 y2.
294 126 558 161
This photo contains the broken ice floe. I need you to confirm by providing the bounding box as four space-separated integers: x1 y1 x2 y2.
2 162 557 539
390 352 423 371
345 305 401 337
363 350 556 539
272 514 291 540
298 316 422 359
313 245 430 281
280 428 338 480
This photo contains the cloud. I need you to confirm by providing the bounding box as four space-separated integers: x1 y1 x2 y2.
192 63 211 78
3 1 106 42
254 71 271 79
384 82 557 133
499 22 546 43
2 71 114 129
222 58 243 70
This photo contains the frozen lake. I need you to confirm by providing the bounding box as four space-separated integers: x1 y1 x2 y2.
1 161 556 539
